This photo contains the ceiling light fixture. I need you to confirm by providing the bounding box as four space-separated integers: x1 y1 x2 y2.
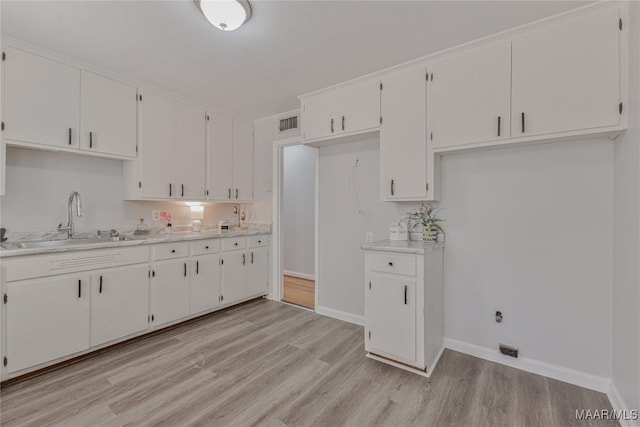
196 0 251 31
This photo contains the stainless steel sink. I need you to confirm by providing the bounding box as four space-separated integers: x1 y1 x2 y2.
1 235 145 250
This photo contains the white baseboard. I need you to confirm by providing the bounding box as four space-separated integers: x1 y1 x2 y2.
315 305 364 326
607 382 640 427
283 270 316 281
443 338 610 393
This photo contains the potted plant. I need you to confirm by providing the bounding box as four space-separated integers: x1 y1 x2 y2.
405 203 445 242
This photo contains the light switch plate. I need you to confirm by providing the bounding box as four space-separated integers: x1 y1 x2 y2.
152 210 160 221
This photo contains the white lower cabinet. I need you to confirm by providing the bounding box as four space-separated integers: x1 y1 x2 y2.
190 254 221 315
363 243 444 376
367 276 417 363
152 260 191 327
6 274 91 374
247 247 269 297
220 251 248 305
90 265 150 347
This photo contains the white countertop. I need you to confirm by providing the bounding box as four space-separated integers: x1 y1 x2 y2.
361 240 444 255
0 227 271 258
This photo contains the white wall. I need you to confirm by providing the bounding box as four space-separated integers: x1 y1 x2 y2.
0 146 240 234
282 145 316 277
315 134 614 379
612 0 640 415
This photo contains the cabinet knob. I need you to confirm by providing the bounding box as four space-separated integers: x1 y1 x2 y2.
205 245 209 249
258 240 261 244
234 242 238 246
388 262 393 267
171 249 176 253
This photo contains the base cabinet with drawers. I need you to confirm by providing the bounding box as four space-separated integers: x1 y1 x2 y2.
363 242 444 376
0 234 270 380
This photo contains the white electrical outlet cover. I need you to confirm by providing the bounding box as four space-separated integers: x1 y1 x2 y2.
152 210 160 221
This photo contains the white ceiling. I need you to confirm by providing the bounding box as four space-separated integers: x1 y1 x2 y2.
2 0 590 120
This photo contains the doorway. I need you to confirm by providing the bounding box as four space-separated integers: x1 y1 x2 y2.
274 142 317 309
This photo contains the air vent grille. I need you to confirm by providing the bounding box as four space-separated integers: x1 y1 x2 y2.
279 116 298 132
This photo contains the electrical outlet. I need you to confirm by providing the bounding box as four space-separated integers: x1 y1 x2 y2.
152 210 160 221
365 232 373 243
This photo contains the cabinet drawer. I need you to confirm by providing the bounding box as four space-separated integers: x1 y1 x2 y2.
191 239 221 256
153 242 190 260
367 253 416 277
247 235 269 248
221 237 247 252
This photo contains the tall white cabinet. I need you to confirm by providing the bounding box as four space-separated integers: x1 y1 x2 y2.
363 241 444 376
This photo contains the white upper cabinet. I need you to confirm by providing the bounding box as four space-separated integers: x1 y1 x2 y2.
174 100 206 199
511 8 621 138
206 116 254 202
137 90 176 199
232 120 254 202
427 42 512 149
301 78 381 144
3 47 80 149
80 71 137 158
380 65 428 201
207 116 234 201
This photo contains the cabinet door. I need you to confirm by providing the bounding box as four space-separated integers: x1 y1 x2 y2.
80 71 137 157
302 92 336 141
338 79 381 135
380 66 427 200
427 42 511 149
232 120 254 202
207 116 234 201
511 8 620 137
366 276 416 363
190 255 221 314
174 101 206 200
152 261 190 326
3 47 80 148
6 275 90 373
220 251 247 304
90 265 149 347
139 91 175 199
247 247 268 297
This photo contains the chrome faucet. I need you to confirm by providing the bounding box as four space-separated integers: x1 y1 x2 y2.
233 205 241 228
58 191 84 239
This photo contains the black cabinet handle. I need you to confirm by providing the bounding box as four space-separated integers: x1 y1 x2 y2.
169 183 172 197
388 262 393 267
404 285 408 305
342 115 345 131
497 116 501 137
89 131 93 148
78 279 82 298
251 252 254 264
228 188 231 200
68 128 72 145
99 275 103 294
242 253 246 266
184 263 187 277
391 179 395 196
196 261 199 275
330 118 334 133
235 188 239 199
181 184 184 197
521 112 525 133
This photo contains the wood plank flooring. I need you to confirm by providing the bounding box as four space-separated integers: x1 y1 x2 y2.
283 275 315 309
0 299 617 427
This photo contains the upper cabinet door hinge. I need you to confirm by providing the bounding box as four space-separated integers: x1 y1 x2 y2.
619 102 623 115
3 293 7 304
619 18 622 31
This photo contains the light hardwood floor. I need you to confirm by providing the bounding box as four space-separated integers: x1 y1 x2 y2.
0 299 617 427
283 275 315 309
